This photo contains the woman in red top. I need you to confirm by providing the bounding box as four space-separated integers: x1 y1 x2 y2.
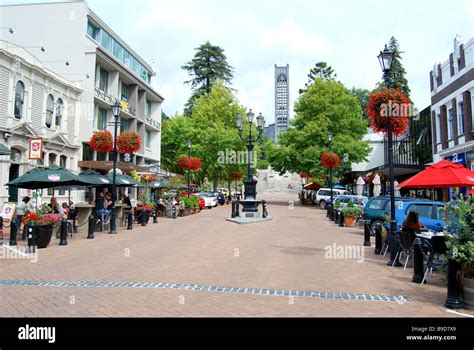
402 211 425 239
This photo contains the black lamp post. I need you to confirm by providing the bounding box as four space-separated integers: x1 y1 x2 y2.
110 101 122 234
235 109 265 212
377 45 400 266
328 130 333 218
187 140 192 197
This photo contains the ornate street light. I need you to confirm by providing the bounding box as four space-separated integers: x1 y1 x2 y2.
377 44 399 266
328 129 334 220
235 109 265 213
187 139 192 197
110 101 122 234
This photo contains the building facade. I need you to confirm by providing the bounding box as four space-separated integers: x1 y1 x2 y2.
0 0 164 176
0 40 82 206
430 36 474 174
274 64 290 142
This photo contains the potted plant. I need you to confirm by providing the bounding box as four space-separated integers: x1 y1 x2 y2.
340 201 363 228
22 208 63 248
445 197 474 310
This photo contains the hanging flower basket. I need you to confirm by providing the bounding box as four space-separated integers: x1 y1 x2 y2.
299 172 311 179
117 131 141 154
178 155 192 170
141 173 158 184
89 130 113 153
189 157 202 171
367 87 410 137
321 152 340 169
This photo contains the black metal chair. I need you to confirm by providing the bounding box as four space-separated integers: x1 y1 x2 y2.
421 235 447 285
394 231 415 270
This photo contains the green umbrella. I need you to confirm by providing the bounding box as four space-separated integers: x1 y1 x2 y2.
106 173 144 188
77 169 112 187
150 178 169 189
6 165 88 190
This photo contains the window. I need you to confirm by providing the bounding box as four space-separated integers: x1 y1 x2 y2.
368 199 385 210
10 148 22 162
436 114 441 142
448 109 454 140
87 21 100 40
113 41 124 62
14 81 25 119
120 118 129 133
46 94 54 128
96 151 107 161
55 98 63 129
101 31 112 52
48 153 57 166
97 107 108 130
145 130 151 148
146 100 152 116
123 50 130 67
82 143 93 161
120 82 128 101
99 67 108 92
131 57 140 76
458 102 464 135
407 204 433 220
59 155 67 168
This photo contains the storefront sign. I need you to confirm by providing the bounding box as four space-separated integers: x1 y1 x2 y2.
0 202 16 223
28 138 43 160
446 152 466 166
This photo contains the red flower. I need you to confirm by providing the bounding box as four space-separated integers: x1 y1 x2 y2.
189 157 202 171
89 130 113 153
178 156 192 169
117 131 141 154
367 87 410 137
321 152 340 169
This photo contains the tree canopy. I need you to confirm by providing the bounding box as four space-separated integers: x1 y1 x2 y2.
299 61 337 94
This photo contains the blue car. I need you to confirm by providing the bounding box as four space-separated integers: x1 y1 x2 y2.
392 200 452 232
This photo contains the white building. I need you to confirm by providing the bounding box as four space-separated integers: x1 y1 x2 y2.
0 0 164 177
0 39 82 206
430 35 474 171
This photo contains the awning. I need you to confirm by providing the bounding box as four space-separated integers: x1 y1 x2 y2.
304 182 322 190
0 143 10 156
78 160 148 173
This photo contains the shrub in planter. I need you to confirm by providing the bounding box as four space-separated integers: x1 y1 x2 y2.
444 197 474 309
340 202 363 228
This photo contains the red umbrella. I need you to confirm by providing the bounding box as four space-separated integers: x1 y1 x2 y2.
398 160 474 189
468 189 474 195
304 182 323 190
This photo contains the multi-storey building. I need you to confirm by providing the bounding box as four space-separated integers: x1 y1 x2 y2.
0 0 164 176
430 35 474 174
0 40 82 205
274 64 290 142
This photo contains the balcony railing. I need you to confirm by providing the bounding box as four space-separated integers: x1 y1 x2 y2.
94 88 136 116
145 115 161 131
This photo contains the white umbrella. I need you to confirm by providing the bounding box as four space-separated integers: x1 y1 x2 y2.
356 176 365 197
394 180 401 197
373 174 381 197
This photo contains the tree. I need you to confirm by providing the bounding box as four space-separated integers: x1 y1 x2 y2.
350 87 370 120
299 61 336 94
381 36 411 98
182 41 234 116
269 78 371 182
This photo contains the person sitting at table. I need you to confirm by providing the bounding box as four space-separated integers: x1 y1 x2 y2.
123 194 132 208
62 202 70 218
402 211 425 240
50 197 64 215
95 192 109 222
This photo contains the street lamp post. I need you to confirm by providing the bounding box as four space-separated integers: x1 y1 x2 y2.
377 45 400 266
328 130 334 220
187 140 192 197
235 109 265 212
110 101 122 234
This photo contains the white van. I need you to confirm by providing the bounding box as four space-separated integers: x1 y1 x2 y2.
315 188 351 209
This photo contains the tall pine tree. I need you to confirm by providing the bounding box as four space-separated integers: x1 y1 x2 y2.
182 41 234 116
383 36 411 98
299 61 336 94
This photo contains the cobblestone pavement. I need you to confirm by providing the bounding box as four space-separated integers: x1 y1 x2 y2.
1 194 472 317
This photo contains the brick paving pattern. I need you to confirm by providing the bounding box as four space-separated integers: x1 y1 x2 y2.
1 194 472 317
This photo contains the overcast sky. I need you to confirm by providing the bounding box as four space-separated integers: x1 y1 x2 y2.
6 0 474 123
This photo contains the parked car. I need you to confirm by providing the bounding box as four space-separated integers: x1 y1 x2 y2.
315 188 352 209
195 192 218 208
180 192 205 209
362 196 453 233
209 191 226 205
330 195 369 208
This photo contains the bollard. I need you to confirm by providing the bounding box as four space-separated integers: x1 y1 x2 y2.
235 201 240 217
0 216 3 245
262 200 268 218
59 219 68 246
172 205 177 219
97 215 103 232
338 211 344 227
326 203 330 218
87 214 95 239
387 232 402 267
374 224 382 254
334 209 339 223
9 218 18 246
363 221 371 246
127 210 133 230
411 238 424 283
231 200 236 218
73 216 77 234
328 204 334 221
26 225 36 254
444 258 463 309
153 208 158 224
142 210 148 226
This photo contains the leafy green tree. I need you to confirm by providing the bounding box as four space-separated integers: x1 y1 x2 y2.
299 61 336 94
182 41 234 116
350 87 370 120
269 78 371 182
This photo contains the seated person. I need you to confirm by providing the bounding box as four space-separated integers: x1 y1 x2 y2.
95 192 109 222
402 211 425 240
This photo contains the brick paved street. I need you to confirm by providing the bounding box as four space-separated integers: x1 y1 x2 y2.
1 194 472 317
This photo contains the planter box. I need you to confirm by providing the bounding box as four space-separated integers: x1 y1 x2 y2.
36 224 54 248
343 216 357 228
463 277 474 310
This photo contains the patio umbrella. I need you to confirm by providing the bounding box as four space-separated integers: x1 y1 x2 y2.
151 178 169 189
356 176 365 197
303 182 322 190
106 173 144 188
468 189 474 195
398 159 474 189
373 174 381 197
77 169 111 187
394 180 401 197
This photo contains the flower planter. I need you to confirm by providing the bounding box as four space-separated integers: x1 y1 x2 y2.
463 276 474 310
343 216 357 228
36 224 54 248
